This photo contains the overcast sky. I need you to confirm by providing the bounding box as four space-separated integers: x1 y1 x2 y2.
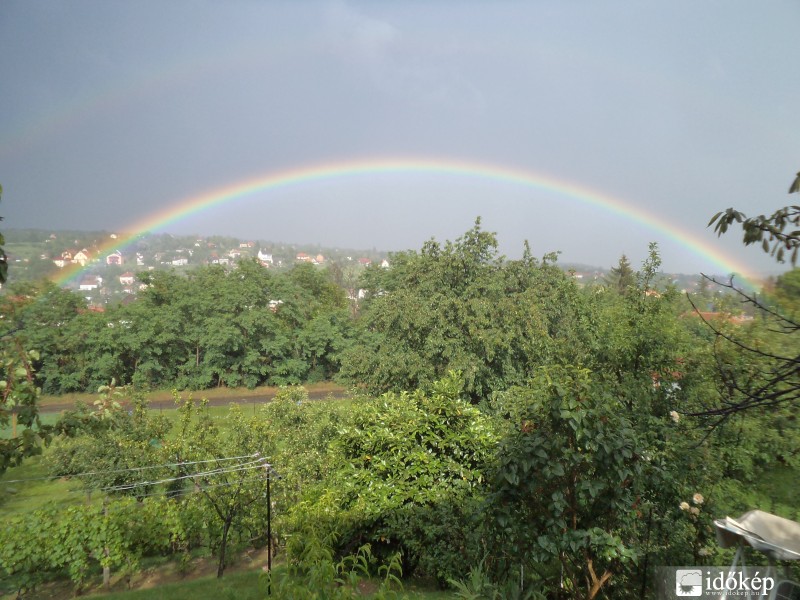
1 1 798 278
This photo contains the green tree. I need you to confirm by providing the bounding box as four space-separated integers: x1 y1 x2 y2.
289 373 498 583
339 219 591 400
165 397 270 578
47 383 172 497
605 254 635 294
0 346 50 475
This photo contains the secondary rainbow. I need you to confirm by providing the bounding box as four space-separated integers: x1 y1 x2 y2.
54 157 758 286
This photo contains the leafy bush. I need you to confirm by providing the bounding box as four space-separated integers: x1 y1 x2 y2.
285 373 498 583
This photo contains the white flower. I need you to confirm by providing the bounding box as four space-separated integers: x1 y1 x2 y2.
693 493 704 505
670 410 680 423
689 507 700 516
679 501 690 511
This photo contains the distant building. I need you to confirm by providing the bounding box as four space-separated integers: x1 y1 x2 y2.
106 250 123 265
73 249 91 266
79 276 101 291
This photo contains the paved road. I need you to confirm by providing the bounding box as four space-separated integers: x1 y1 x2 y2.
39 387 347 414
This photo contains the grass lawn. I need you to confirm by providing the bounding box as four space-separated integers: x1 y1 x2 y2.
82 570 458 600
0 554 459 600
0 453 91 516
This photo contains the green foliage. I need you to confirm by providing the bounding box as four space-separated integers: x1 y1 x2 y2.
339 219 590 400
263 529 406 599
605 254 635 294
287 373 498 583
165 396 272 577
0 259 354 394
0 345 50 475
709 205 800 265
47 384 171 496
449 559 545 600
708 170 800 264
0 495 210 596
3 220 799 599
487 367 646 597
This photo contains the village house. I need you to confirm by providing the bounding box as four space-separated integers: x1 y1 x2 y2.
78 275 102 291
119 272 135 286
106 250 123 265
209 253 230 266
257 249 274 266
73 249 92 266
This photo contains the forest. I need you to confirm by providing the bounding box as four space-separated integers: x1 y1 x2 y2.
1 220 798 599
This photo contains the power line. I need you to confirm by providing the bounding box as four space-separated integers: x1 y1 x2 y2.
132 475 270 500
0 453 263 484
100 458 268 493
0 473 274 507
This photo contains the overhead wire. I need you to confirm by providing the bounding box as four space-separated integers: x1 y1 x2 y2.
100 457 268 493
0 453 263 484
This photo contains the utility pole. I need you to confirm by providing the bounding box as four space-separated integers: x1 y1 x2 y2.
262 459 277 596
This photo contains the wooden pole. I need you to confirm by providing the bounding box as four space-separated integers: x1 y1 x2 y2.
267 469 272 596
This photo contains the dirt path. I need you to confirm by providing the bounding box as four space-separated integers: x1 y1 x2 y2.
39 386 347 414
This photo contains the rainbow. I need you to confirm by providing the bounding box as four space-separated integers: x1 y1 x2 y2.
53 157 759 287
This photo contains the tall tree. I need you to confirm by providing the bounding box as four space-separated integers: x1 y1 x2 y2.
338 219 591 400
605 254 635 294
